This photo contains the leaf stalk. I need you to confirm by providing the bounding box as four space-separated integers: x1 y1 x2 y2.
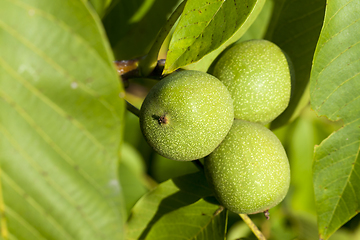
239 214 267 240
126 101 140 117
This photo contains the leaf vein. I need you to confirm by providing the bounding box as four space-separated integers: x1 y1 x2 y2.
0 57 105 151
323 176 349 189
320 0 355 38
0 89 107 194
276 22 323 47
311 15 360 97
8 0 112 65
0 171 74 240
0 167 8 239
316 40 360 113
0 13 120 127
316 138 360 160
288 5 324 24
0 123 105 238
4 206 48 240
320 142 360 232
167 0 226 70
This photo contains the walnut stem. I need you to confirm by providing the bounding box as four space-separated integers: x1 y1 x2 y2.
239 214 267 240
126 101 140 117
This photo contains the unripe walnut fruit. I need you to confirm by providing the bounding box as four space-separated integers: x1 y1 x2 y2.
140 70 234 161
204 119 290 214
212 39 291 124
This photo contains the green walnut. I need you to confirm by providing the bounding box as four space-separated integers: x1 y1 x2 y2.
212 39 291 124
204 119 290 214
140 70 234 161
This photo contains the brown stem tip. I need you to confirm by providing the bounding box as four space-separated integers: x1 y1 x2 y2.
264 210 270 220
158 115 168 125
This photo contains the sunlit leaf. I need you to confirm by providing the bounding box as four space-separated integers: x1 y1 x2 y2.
145 198 227 240
126 171 223 240
266 0 326 129
164 0 266 73
0 0 125 239
310 0 360 239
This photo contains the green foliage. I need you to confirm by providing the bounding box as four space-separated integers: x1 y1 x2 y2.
164 0 266 73
0 0 125 239
1 0 359 239
143 198 228 240
310 0 360 239
103 0 182 60
87 0 113 17
239 0 273 41
184 0 266 73
149 153 199 183
126 171 226 240
120 143 150 214
266 0 326 129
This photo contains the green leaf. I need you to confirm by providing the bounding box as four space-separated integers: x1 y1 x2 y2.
226 220 252 239
187 0 265 73
145 198 227 240
0 0 125 239
310 0 360 239
164 0 266 73
266 0 326 129
87 0 113 17
150 153 199 183
126 171 224 239
103 0 182 60
238 0 274 42
286 116 318 215
120 143 150 214
102 0 144 53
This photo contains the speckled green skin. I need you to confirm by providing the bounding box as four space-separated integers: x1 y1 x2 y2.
204 119 290 214
140 70 234 161
212 39 291 124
